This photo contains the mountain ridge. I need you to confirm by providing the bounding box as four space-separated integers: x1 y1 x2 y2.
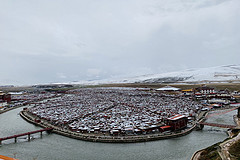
122 64 240 84
54 65 240 85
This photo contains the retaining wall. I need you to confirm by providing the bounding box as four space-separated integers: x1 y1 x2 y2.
20 110 196 143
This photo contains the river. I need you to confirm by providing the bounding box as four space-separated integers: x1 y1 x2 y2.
0 106 234 160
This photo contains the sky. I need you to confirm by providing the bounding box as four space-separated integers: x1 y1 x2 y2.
0 0 240 85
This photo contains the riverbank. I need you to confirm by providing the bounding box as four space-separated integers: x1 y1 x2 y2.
0 107 227 160
0 105 24 114
0 94 61 115
20 110 196 143
191 114 240 160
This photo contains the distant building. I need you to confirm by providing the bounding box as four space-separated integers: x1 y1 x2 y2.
208 98 230 105
136 88 151 91
165 115 188 131
207 93 232 100
156 86 181 92
194 86 215 94
182 89 193 96
0 91 11 103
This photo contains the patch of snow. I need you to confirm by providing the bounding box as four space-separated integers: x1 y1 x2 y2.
62 64 240 85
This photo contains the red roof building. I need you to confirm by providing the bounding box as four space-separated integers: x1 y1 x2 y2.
0 92 11 103
165 114 188 131
0 155 18 160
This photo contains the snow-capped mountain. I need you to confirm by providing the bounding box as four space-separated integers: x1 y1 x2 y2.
121 65 240 84
64 65 240 85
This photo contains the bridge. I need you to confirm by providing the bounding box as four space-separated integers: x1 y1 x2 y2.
197 105 240 130
206 106 239 119
0 128 53 145
198 122 237 129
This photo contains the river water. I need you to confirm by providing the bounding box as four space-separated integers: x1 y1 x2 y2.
0 106 234 160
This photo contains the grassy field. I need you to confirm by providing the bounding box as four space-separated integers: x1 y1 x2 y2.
198 138 233 160
1 83 240 92
229 139 240 159
96 83 240 91
199 142 222 160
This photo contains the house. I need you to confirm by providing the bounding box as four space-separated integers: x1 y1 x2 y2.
165 115 188 131
0 91 11 103
182 89 193 96
194 86 215 94
156 86 181 92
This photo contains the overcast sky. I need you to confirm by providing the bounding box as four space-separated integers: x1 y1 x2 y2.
0 0 240 85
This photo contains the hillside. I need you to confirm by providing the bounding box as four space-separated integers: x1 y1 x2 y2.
51 65 240 86
116 65 240 84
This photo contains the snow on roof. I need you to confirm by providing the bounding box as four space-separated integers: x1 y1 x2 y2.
167 114 186 121
156 86 180 91
8 92 23 95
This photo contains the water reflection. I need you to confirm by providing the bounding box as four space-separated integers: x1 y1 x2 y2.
0 107 234 160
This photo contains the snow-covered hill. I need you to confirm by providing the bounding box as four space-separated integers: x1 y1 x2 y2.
121 65 240 84
65 65 240 85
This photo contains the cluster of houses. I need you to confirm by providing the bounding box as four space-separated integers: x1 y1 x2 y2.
182 86 240 109
1 84 240 135
0 91 57 111
27 88 201 135
153 85 239 105
0 91 11 110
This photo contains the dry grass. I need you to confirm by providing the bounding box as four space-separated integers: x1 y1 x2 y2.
98 83 240 91
1 83 240 92
199 142 222 160
228 139 240 159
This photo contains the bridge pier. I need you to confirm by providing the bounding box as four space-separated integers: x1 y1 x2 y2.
28 134 31 142
198 122 236 129
196 123 204 130
237 107 240 118
0 128 53 145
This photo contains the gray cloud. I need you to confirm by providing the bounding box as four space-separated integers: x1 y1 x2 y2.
0 0 239 85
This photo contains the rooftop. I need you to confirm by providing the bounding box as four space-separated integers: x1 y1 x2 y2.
167 114 186 121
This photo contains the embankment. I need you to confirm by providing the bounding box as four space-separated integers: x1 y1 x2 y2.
191 113 240 160
20 110 196 143
0 105 23 114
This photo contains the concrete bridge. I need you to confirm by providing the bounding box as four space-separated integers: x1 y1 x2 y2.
196 106 240 130
198 122 236 129
0 128 53 145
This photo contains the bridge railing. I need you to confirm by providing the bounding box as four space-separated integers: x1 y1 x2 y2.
198 122 236 129
0 128 53 144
